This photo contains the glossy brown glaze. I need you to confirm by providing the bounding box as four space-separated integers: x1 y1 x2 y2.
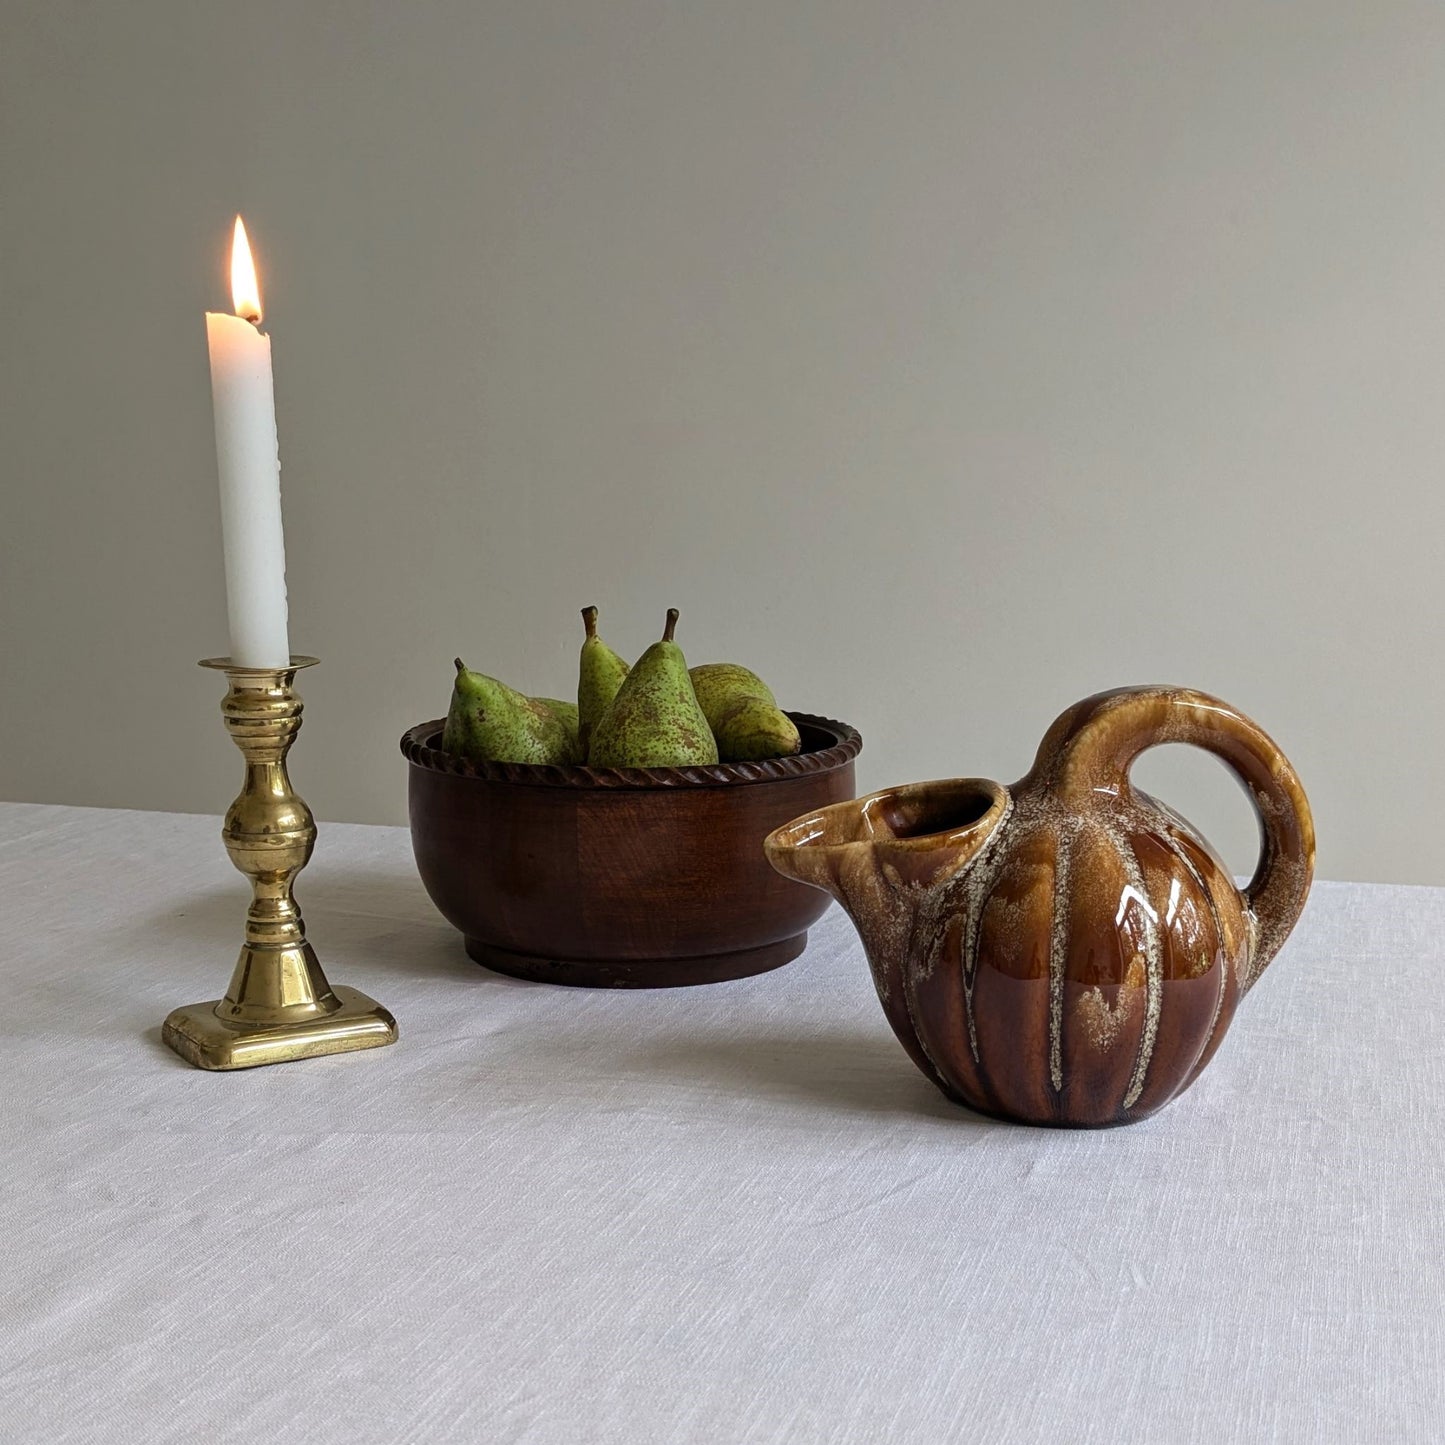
765 687 1315 1126
404 714 860 987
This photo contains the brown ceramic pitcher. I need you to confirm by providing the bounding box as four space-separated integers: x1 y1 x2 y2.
764 687 1315 1127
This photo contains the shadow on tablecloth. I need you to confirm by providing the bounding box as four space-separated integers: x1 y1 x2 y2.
140 869 467 984
610 1031 1007 1126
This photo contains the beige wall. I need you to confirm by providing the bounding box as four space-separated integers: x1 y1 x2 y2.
3 2 1440 884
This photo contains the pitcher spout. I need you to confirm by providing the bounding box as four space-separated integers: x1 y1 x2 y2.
764 777 1010 914
765 778 1010 1100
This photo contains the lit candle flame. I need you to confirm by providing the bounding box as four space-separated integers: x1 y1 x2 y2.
230 216 262 325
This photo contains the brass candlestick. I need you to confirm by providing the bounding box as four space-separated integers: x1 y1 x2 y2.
162 656 397 1070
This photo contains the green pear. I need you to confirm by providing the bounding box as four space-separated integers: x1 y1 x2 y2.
443 660 581 765
536 697 581 758
690 662 801 762
577 606 630 756
587 609 719 768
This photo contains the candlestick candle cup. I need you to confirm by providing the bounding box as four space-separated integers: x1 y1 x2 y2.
162 657 397 1069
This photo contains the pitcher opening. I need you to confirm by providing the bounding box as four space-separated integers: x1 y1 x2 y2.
764 778 1009 895
861 780 1002 841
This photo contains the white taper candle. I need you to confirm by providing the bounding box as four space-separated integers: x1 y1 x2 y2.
205 217 290 667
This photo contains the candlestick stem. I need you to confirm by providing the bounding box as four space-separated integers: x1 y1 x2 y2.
162 656 397 1069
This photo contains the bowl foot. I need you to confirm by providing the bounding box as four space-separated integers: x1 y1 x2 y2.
464 935 807 989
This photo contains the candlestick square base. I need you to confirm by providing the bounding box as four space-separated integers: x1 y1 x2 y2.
162 987 397 1071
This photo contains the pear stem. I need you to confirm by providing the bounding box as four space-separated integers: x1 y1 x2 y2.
582 606 598 640
454 657 465 675
663 608 679 643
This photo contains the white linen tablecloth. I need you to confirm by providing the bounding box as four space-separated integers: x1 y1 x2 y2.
2 801 1441 1443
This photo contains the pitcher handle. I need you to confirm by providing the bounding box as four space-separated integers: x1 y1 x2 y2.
1044 687 1316 985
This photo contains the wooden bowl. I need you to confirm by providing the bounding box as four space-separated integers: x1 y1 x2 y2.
400 713 861 988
